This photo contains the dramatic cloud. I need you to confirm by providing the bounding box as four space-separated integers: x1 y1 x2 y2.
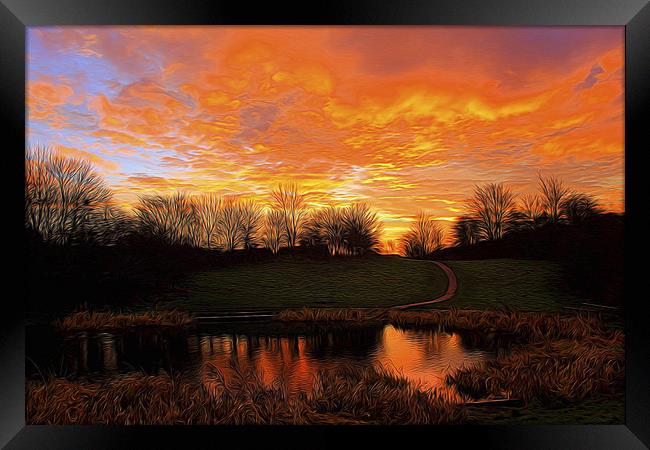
27 26 624 243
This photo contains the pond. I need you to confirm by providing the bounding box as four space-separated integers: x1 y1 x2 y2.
26 321 494 399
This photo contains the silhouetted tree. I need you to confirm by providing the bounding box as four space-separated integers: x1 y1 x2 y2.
319 206 347 255
271 183 307 248
519 193 546 230
538 174 568 224
25 146 113 245
401 212 444 258
341 202 383 256
193 193 222 249
301 210 326 248
240 200 263 250
82 204 135 246
468 182 517 240
561 192 601 225
217 196 244 252
453 215 481 247
134 192 197 246
263 209 285 254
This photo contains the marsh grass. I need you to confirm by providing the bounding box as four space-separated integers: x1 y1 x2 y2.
26 362 465 425
53 309 194 332
274 307 388 323
33 307 623 424
275 307 624 407
447 332 624 404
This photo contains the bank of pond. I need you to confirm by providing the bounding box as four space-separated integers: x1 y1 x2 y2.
26 308 624 425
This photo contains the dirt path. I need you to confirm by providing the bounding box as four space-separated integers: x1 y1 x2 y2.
392 260 457 310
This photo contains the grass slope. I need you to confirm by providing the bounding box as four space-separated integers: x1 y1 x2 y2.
437 259 584 312
158 254 447 311
156 256 584 312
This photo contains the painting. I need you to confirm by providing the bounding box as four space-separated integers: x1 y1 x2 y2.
25 26 624 425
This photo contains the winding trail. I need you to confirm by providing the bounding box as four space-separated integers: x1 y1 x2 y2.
392 260 457 310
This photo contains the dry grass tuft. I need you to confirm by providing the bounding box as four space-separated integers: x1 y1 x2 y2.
447 331 624 404
386 308 609 341
26 362 465 425
275 307 624 407
53 309 194 332
35 307 623 423
308 363 465 424
274 307 388 323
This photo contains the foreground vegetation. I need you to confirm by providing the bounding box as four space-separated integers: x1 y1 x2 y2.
29 308 623 425
27 363 465 425
277 308 624 422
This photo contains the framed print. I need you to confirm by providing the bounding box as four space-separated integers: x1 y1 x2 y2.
1 0 649 448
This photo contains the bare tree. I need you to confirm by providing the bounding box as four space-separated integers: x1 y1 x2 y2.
193 193 222 249
468 182 517 240
401 212 444 258
25 147 59 242
271 183 307 248
134 192 197 246
341 202 383 256
239 200 263 250
217 196 244 252
538 174 568 224
25 146 113 245
263 209 285 254
301 209 326 248
82 204 135 246
318 206 347 256
561 192 601 225
453 215 480 247
519 193 545 230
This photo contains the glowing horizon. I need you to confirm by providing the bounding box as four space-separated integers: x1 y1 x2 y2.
27 26 625 244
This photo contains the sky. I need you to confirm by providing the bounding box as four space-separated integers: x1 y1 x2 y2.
27 26 625 244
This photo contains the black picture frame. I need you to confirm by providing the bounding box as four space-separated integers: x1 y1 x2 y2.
1 1 648 448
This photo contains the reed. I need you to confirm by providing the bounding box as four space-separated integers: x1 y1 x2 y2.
26 362 466 425
274 307 388 323
53 309 194 332
274 307 624 406
386 308 609 341
447 331 623 403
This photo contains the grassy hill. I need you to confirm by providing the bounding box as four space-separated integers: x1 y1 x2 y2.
433 213 623 307
155 255 583 313
438 259 583 312
156 254 447 311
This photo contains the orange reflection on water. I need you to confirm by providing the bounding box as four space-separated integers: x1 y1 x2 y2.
198 333 323 392
195 325 490 400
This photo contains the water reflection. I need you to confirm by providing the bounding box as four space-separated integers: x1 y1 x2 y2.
27 322 492 396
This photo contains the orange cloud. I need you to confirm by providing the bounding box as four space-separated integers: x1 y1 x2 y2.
28 26 625 244
56 145 119 172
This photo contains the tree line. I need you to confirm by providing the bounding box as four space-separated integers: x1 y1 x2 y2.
400 175 602 258
25 147 383 256
26 147 605 260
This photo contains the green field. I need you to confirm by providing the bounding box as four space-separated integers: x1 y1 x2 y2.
156 254 584 313
158 254 447 311
434 259 584 312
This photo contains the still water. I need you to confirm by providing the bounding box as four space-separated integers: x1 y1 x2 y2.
27 321 493 396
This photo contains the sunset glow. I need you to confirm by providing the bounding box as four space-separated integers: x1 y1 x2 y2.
27 26 624 244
